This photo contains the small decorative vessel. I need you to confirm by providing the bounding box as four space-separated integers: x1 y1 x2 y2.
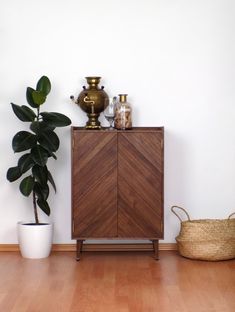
114 94 132 130
71 76 109 129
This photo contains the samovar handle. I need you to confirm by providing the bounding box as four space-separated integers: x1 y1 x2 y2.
70 95 79 104
70 86 87 104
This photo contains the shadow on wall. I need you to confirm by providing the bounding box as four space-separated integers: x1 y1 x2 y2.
164 128 191 241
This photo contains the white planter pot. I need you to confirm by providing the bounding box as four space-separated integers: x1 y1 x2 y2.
17 222 53 259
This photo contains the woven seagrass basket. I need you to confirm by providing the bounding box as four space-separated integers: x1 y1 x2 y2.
171 206 235 261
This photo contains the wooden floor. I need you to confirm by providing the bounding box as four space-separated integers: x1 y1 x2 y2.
0 251 234 312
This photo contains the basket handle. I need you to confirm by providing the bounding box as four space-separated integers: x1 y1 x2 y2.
171 205 191 222
228 212 235 219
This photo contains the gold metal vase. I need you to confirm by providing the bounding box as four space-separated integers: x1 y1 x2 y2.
71 77 109 129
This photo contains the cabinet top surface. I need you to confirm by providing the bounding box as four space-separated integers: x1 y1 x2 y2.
72 126 164 132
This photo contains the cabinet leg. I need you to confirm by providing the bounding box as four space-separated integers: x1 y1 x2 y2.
76 240 84 261
152 240 159 260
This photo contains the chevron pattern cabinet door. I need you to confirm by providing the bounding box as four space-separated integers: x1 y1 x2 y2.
72 127 164 256
118 130 164 238
72 130 118 238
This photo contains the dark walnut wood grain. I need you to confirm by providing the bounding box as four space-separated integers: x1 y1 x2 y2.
71 127 164 260
118 132 163 238
72 131 118 239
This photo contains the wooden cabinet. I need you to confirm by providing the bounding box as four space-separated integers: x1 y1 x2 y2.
71 127 164 260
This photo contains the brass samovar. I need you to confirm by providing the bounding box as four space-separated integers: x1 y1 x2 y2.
71 76 109 129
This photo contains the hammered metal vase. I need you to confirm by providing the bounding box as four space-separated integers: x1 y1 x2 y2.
71 76 109 129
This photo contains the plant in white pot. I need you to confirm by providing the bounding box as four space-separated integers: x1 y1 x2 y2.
6 76 71 259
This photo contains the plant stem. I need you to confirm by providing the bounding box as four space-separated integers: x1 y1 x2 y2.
33 191 39 224
33 107 40 224
37 107 40 120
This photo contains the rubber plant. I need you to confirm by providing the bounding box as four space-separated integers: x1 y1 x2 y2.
6 76 71 224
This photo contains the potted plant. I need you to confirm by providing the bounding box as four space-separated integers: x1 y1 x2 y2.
6 76 71 258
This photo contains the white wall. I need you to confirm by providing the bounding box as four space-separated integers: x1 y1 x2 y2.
1 0 235 244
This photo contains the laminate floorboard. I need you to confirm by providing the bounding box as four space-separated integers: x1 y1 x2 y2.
0 251 234 312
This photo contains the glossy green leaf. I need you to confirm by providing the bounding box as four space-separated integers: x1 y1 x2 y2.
11 103 36 122
32 90 46 106
34 182 49 201
30 121 55 134
38 130 60 152
31 145 48 166
36 76 51 96
26 87 39 108
12 131 37 152
32 164 48 186
18 153 35 174
48 151 57 160
37 198 50 216
40 112 71 127
19 176 35 196
6 166 22 182
47 170 56 192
